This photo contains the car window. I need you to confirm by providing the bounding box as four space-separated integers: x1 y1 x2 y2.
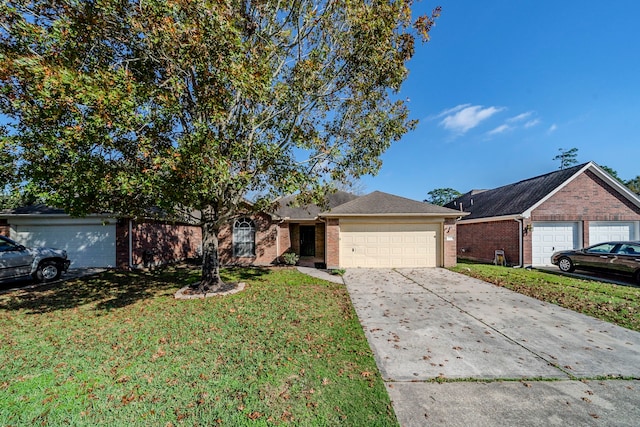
0 240 15 252
586 243 617 254
617 244 640 256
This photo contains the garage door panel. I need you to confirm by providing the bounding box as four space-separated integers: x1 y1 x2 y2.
532 222 578 266
589 222 634 246
340 221 440 268
13 224 116 268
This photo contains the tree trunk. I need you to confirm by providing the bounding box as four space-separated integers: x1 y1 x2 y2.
200 221 224 293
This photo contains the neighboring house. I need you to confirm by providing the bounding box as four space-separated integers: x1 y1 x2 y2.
219 191 466 269
1 190 466 270
445 162 640 267
0 205 201 269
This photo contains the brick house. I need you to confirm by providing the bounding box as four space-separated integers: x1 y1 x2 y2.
0 205 201 269
218 191 465 269
445 162 640 267
2 190 465 270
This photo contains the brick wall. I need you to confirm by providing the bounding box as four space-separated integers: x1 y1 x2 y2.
218 213 278 266
443 218 458 267
532 170 640 222
325 218 340 269
115 220 129 268
116 219 202 269
457 220 520 265
277 222 291 261
289 224 300 255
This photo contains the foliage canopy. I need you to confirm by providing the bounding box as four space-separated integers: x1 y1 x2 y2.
424 187 460 206
0 0 440 288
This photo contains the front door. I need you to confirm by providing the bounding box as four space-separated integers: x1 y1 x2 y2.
300 226 316 257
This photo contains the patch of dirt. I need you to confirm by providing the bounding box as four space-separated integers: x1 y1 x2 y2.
174 282 246 299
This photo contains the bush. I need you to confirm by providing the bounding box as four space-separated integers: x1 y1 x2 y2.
282 252 299 265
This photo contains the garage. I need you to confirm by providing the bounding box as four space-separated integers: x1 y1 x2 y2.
10 218 116 268
589 222 638 245
319 191 465 269
340 220 440 268
532 222 579 266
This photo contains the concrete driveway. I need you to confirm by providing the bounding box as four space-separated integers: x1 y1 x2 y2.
344 268 640 426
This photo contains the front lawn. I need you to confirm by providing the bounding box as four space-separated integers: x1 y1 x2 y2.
0 267 397 426
451 262 640 332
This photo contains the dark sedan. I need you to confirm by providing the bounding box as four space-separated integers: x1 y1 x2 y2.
551 241 640 284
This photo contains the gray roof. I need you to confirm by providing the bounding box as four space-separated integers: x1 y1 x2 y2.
444 161 637 220
321 191 465 217
0 204 66 215
273 191 359 220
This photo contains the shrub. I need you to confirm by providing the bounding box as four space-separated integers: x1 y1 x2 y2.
282 252 299 265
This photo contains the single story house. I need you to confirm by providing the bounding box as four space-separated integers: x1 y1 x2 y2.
218 190 466 269
0 205 201 269
445 161 640 267
1 190 466 270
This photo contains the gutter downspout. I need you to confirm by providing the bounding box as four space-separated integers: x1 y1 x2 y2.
514 218 524 267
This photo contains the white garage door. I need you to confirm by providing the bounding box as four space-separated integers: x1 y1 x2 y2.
340 221 440 268
589 222 635 245
12 222 116 268
532 222 579 266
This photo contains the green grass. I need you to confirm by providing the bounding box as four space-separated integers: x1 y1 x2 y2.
0 267 397 426
450 262 640 332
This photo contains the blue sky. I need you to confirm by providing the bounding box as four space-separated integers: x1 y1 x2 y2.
361 0 640 201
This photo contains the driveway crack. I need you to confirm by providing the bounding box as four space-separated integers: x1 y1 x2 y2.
393 269 575 379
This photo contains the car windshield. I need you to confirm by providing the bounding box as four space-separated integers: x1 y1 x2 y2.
616 243 640 256
586 243 617 254
0 237 18 252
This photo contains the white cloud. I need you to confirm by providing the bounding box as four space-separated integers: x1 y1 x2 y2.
434 103 472 119
506 112 533 123
439 104 504 134
488 124 510 135
524 119 541 128
548 124 558 133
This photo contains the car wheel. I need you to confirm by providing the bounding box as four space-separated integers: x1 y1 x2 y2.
634 270 640 285
558 256 575 273
35 260 62 282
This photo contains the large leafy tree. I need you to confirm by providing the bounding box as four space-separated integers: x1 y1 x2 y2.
0 0 440 291
626 176 640 195
424 187 460 206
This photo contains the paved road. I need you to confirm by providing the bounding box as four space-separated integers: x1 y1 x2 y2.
344 268 640 427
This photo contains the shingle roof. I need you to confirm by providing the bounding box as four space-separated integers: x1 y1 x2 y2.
321 191 465 217
444 162 590 220
0 204 66 215
273 191 359 220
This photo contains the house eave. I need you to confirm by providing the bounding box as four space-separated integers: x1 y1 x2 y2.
320 212 469 219
458 214 524 225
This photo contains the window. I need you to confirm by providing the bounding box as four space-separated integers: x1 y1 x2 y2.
618 243 640 256
233 218 256 257
586 243 616 254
